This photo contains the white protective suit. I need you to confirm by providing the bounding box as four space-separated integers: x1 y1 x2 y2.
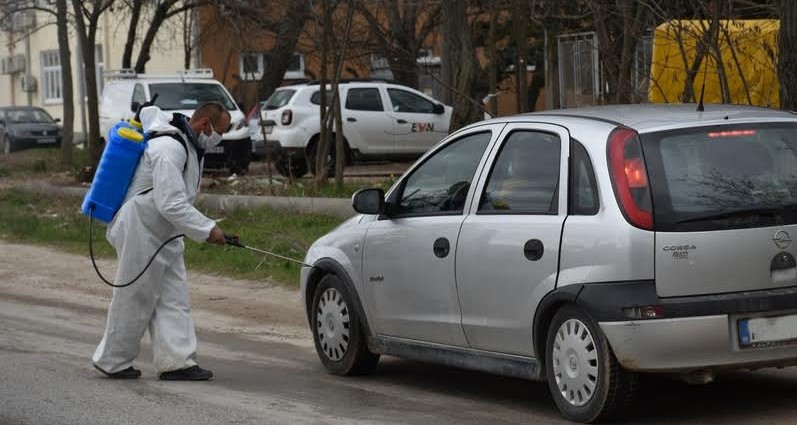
92 106 216 374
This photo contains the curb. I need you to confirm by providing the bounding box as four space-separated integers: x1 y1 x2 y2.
18 183 355 219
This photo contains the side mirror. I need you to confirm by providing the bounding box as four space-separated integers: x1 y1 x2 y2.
352 188 385 215
131 101 140 113
433 103 445 115
54 118 61 123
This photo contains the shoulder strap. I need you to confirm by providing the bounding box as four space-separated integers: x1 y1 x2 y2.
147 132 189 173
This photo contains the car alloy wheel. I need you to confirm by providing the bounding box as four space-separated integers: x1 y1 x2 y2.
2 136 10 155
551 318 599 407
316 287 350 362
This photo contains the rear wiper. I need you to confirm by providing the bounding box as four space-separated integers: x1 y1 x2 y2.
677 206 795 224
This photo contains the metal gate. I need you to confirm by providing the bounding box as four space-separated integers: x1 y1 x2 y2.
558 32 601 108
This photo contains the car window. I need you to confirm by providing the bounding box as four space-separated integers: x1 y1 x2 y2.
131 84 146 111
642 123 797 231
263 89 296 110
479 130 561 214
345 88 383 111
396 131 492 215
5 108 54 124
310 90 333 105
387 88 435 113
570 140 599 215
149 83 237 111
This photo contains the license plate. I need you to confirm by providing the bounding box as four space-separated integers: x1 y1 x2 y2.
265 125 273 134
738 313 797 347
37 138 56 144
206 146 224 154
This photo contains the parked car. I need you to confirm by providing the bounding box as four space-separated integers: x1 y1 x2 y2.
258 80 452 177
100 69 252 174
0 106 62 155
300 104 797 423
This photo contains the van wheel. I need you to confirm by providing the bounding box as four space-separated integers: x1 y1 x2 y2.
311 274 379 376
545 305 637 423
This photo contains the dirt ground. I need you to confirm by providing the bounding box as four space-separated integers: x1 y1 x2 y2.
0 241 312 348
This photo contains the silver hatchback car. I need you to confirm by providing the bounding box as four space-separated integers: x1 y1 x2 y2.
300 104 797 423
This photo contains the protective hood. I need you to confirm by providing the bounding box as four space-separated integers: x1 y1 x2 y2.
139 106 179 134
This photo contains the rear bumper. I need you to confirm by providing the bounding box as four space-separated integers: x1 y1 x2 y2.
570 281 797 372
601 315 797 372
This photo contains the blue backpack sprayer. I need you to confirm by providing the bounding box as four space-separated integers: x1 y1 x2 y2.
81 98 313 288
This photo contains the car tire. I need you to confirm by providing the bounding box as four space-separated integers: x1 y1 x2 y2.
2 135 12 155
275 157 308 178
307 137 348 178
545 305 638 423
311 274 379 376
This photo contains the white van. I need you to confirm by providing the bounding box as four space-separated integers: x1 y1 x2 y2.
100 69 252 173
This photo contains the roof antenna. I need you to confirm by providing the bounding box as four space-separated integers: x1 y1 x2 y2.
696 55 709 112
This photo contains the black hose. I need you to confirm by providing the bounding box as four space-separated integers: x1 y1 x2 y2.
88 206 184 288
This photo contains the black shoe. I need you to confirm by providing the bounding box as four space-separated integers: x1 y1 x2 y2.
93 364 141 379
159 365 213 381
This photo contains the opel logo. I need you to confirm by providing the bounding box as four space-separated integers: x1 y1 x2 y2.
773 230 792 249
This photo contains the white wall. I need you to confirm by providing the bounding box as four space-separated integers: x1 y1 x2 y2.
0 9 193 140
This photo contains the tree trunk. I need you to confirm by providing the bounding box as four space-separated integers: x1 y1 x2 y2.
122 0 143 69
133 0 179 73
778 0 797 109
71 0 104 166
487 0 498 116
56 0 73 166
441 0 482 132
257 1 312 101
315 0 332 186
513 0 529 112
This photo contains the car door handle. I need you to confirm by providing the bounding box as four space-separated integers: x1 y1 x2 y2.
397 119 408 124
523 239 544 261
347 117 357 122
433 237 450 258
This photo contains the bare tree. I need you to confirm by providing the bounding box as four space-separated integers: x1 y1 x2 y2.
441 0 484 131
71 0 115 166
0 0 74 165
777 0 797 109
55 0 73 165
356 0 442 89
512 0 529 112
120 0 208 73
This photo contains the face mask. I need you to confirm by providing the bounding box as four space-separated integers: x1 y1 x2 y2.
198 121 223 149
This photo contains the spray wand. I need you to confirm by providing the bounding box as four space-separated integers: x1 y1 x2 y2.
223 234 315 268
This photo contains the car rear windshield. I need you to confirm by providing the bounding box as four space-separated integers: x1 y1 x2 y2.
263 90 296 109
641 123 797 232
149 83 237 111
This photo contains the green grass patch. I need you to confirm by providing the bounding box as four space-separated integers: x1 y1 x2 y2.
0 187 342 287
203 175 397 198
0 147 91 179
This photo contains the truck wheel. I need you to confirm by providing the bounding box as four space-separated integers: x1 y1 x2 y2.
311 274 379 376
545 305 638 423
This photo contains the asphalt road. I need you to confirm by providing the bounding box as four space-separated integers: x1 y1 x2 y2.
3 243 797 425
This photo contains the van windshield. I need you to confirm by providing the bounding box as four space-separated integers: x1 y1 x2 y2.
263 90 296 110
149 83 237 111
642 123 797 231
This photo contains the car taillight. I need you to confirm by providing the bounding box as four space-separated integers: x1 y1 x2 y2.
707 129 756 138
281 109 293 125
608 127 653 230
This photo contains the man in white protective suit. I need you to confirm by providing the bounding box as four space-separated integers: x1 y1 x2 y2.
92 102 230 380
